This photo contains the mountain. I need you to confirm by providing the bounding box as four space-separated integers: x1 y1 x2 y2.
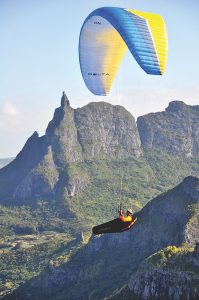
0 92 141 203
1 95 199 299
4 176 198 300
137 101 199 158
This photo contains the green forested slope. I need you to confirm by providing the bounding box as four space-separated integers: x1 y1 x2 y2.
0 150 199 299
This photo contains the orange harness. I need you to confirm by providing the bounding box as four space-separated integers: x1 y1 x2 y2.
119 215 133 222
120 217 137 231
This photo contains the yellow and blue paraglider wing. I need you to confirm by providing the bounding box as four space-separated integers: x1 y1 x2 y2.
79 7 168 96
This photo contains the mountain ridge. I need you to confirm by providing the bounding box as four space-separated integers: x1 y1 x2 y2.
0 94 199 204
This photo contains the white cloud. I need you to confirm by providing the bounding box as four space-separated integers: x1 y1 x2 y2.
2 102 19 116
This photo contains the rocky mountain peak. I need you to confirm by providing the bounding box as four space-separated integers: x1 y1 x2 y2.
15 130 46 162
31 131 39 138
21 131 40 150
137 100 199 157
45 93 82 165
165 100 188 113
46 93 72 134
61 91 70 107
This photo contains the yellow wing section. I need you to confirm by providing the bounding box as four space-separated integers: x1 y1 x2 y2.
127 9 168 74
97 28 127 94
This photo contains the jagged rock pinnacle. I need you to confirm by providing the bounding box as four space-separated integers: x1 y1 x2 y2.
61 91 70 107
32 131 39 138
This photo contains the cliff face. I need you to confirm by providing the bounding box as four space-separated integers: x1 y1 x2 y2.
137 101 199 158
128 244 199 300
0 93 141 202
75 102 141 159
128 269 199 300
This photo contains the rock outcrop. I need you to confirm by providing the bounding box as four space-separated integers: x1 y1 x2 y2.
137 101 199 158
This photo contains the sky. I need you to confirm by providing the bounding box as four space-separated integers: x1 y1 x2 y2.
0 0 199 157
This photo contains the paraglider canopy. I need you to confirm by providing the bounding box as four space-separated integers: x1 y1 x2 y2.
79 7 168 96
